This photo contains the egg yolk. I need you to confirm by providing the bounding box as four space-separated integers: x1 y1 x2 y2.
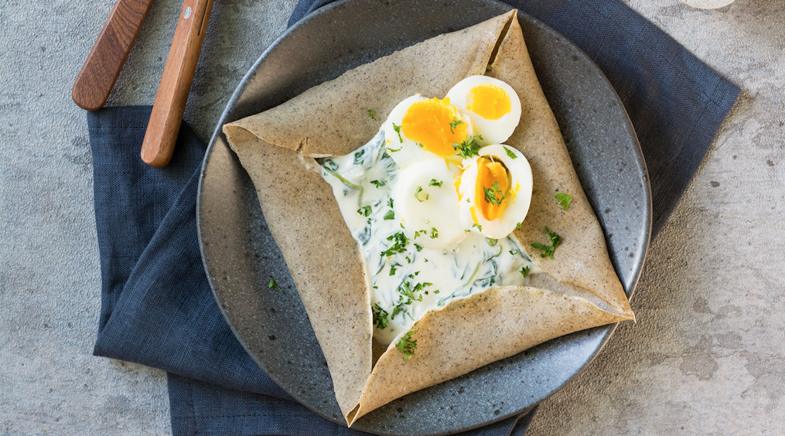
475 157 511 221
467 84 511 120
402 98 468 157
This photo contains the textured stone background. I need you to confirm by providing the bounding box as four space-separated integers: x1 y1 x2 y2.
0 0 782 435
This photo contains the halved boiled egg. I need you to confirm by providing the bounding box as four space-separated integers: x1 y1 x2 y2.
458 144 533 239
446 75 522 145
383 95 473 168
392 159 466 249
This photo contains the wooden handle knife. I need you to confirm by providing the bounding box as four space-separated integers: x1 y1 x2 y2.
71 0 155 111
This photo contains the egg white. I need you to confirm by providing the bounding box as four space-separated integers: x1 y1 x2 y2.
446 75 522 146
458 144 533 239
392 159 466 249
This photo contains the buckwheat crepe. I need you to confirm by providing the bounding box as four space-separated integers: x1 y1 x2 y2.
223 10 634 425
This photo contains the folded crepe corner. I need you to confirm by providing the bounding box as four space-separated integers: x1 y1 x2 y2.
223 9 634 426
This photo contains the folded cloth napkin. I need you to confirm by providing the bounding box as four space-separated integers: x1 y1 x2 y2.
88 1 739 435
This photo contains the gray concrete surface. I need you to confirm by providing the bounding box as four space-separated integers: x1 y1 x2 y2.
0 0 782 434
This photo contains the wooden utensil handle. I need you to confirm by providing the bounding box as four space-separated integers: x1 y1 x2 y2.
141 0 213 168
71 0 154 111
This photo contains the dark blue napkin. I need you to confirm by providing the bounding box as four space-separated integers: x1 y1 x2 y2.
88 1 738 435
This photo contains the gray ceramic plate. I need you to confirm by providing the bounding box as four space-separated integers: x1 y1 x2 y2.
197 1 652 434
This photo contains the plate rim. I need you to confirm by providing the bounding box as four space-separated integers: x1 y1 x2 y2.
196 0 652 432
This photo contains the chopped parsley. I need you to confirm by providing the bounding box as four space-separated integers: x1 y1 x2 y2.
357 205 371 217
554 192 573 211
531 227 562 259
453 135 482 158
413 229 427 238
389 262 401 276
390 304 406 319
414 186 430 202
390 274 433 321
429 227 439 239
520 266 530 278
399 277 432 303
483 181 506 206
414 243 423 252
472 223 483 232
372 303 389 329
449 118 464 133
381 231 409 257
486 238 498 247
392 123 403 143
504 146 518 159
370 179 386 188
396 331 417 360
367 108 378 121
266 277 277 289
384 198 395 220
428 178 443 187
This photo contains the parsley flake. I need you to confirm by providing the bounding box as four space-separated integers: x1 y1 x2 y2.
372 303 389 329
414 186 430 202
487 238 498 247
531 227 562 259
357 205 371 217
367 109 379 121
381 232 409 257
266 277 277 289
429 227 439 239
554 192 573 211
483 181 506 206
428 178 443 187
453 135 482 158
389 262 401 276
504 146 518 159
449 118 464 133
396 331 417 360
392 123 404 143
520 266 531 278
370 179 386 188
384 198 395 220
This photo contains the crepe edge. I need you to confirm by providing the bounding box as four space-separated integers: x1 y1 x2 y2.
221 128 373 419
492 15 634 319
222 9 518 158
348 284 630 424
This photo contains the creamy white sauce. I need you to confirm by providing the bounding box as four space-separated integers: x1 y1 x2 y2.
320 131 536 345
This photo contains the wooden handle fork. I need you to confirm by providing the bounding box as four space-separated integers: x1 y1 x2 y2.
141 0 214 168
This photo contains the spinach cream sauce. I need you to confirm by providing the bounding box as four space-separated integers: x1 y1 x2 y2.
320 131 536 345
